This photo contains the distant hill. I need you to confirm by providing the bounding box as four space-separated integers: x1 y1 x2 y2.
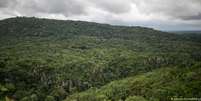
0 17 201 101
169 31 201 43
170 31 201 34
0 17 180 40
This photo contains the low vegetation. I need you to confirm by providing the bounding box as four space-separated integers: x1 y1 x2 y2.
0 17 200 101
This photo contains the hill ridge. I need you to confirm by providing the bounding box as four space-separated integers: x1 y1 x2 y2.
0 17 200 101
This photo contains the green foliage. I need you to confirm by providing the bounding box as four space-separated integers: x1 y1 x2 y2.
66 63 201 101
45 96 56 101
0 17 201 101
125 96 148 101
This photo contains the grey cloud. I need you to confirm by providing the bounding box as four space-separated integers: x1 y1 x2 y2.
181 13 201 20
39 0 86 16
14 0 87 16
132 0 201 20
1 0 133 17
0 0 17 8
89 0 132 14
0 0 9 8
3 0 200 20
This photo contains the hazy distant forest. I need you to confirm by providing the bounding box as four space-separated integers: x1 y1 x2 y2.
0 17 201 101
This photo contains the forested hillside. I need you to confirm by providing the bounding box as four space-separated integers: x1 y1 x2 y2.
0 17 201 101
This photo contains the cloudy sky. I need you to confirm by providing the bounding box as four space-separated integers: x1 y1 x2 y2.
0 0 201 31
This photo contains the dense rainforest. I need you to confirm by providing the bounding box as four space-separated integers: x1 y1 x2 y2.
0 17 201 101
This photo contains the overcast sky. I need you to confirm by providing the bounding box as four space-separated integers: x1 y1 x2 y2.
0 0 201 31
